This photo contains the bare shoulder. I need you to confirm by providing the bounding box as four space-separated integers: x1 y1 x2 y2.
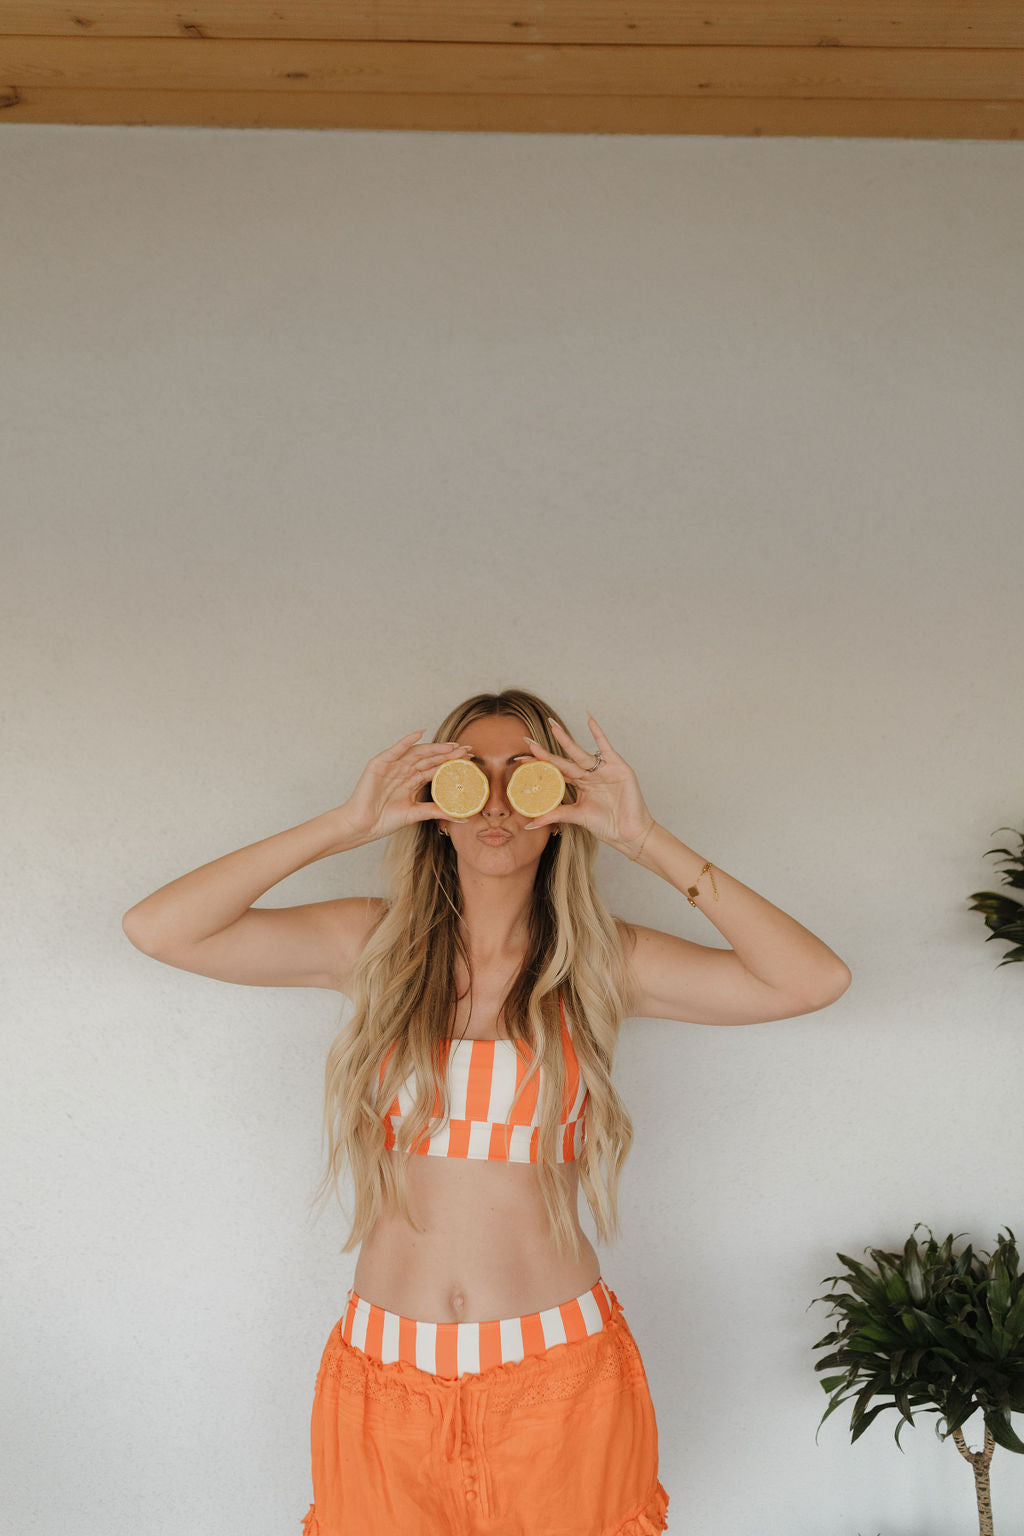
613 916 639 949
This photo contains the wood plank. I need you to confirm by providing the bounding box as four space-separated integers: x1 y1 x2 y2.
3 38 1023 98
2 0 1022 47
3 86 1022 137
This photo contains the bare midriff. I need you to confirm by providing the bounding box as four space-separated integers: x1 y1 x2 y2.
352 1150 602 1323
346 938 602 1325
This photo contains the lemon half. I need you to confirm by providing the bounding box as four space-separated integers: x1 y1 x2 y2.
506 760 566 818
430 758 490 818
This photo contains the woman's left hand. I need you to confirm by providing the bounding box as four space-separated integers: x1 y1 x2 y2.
521 715 656 858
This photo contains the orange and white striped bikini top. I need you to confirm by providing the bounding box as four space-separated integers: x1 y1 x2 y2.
378 992 588 1164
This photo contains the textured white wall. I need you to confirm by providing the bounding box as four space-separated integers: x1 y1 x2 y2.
2 123 1022 1536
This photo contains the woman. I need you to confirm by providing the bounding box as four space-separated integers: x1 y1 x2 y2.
122 687 852 1534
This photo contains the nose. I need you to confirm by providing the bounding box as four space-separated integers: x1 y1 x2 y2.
481 770 511 821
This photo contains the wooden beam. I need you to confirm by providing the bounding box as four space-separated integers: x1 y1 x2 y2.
3 88 1022 137
2 0 1022 46
2 38 1022 98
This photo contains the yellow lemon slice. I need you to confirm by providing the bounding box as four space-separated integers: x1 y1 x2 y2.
506 760 566 818
430 758 490 818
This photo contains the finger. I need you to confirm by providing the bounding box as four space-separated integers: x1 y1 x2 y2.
413 801 448 821
585 715 619 757
523 734 585 777
409 750 471 783
415 748 469 774
414 804 454 829
539 721 593 771
380 729 425 758
524 812 580 832
386 733 466 760
547 718 597 766
403 742 471 767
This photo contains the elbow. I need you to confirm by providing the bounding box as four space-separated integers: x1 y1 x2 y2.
806 962 852 1012
832 961 853 996
122 908 158 953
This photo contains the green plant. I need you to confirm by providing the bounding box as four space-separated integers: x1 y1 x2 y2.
968 824 1024 967
811 1225 1024 1536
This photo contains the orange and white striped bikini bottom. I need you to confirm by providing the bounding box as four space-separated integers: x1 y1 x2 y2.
301 1275 669 1535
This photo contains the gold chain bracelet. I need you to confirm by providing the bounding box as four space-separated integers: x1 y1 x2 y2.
630 817 657 861
685 861 719 907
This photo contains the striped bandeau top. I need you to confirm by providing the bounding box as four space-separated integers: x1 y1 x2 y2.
378 992 588 1164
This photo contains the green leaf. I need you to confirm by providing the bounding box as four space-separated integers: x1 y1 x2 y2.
985 1409 1024 1455
851 1373 892 1421
850 1400 895 1442
816 1390 857 1442
941 1390 980 1437
991 1321 1012 1359
833 1255 889 1306
811 1330 843 1350
847 1337 888 1355
859 1320 900 1346
904 1237 926 1303
989 1255 1012 1320
911 1310 963 1353
871 1252 911 1307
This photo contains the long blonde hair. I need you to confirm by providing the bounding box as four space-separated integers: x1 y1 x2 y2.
308 688 641 1262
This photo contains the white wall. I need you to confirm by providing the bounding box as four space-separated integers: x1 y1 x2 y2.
2 122 1022 1536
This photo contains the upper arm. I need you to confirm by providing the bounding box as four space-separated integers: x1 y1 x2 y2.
124 896 387 993
617 919 850 1026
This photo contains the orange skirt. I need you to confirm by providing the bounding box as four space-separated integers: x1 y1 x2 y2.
301 1278 669 1534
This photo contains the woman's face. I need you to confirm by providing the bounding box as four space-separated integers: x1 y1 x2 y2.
440 713 555 867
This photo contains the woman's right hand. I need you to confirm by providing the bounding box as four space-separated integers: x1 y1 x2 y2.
341 730 471 844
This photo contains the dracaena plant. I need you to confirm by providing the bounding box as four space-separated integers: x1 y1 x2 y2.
968 824 1024 968
811 1225 1024 1536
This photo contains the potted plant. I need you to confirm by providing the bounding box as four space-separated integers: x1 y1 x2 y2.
811 1225 1024 1536
968 824 1024 967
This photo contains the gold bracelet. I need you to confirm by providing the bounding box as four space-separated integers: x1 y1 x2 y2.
685 861 719 906
630 817 657 861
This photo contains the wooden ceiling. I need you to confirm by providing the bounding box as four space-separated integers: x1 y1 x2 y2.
1 2 1022 138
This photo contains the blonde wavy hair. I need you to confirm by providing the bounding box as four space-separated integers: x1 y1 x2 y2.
308 687 642 1263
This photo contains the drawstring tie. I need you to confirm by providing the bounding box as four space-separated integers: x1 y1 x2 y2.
438 1375 466 1460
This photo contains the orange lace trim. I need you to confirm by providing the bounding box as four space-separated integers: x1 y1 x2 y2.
612 1478 670 1533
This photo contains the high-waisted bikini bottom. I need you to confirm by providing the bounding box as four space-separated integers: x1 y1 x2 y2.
301 1275 669 1535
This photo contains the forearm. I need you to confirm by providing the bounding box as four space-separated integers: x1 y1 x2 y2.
121 804 366 953
633 821 851 1001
